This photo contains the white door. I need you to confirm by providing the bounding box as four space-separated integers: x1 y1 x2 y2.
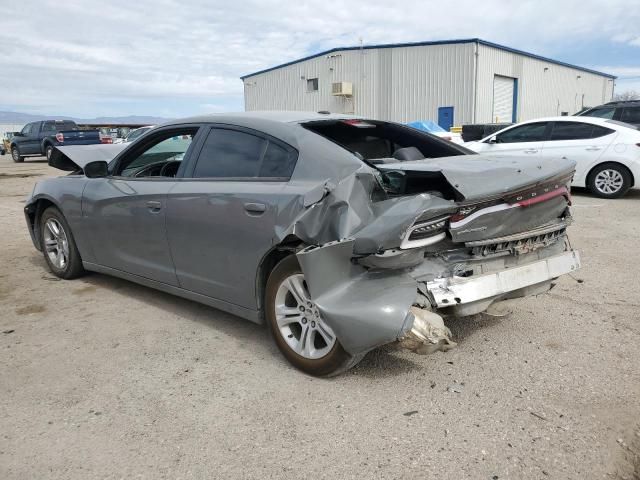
473 121 550 156
492 75 515 123
540 121 617 183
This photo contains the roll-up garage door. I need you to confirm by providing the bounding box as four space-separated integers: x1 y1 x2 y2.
492 75 515 123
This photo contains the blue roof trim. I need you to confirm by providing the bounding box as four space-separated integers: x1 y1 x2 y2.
240 38 616 80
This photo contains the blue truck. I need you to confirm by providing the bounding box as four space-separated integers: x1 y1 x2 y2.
9 120 102 163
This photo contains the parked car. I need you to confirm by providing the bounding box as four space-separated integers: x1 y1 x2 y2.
576 100 640 127
25 112 580 376
10 120 102 163
465 116 640 198
406 120 463 144
2 131 15 155
113 125 154 144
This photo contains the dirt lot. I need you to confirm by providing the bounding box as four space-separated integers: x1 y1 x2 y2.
0 153 639 479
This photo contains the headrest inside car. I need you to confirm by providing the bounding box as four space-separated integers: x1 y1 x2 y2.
392 146 424 161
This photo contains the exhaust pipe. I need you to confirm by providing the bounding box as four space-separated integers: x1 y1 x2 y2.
399 306 456 355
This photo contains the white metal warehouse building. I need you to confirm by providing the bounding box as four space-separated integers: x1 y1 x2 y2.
241 38 615 129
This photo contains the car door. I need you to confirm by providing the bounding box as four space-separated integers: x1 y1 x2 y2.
16 123 39 154
540 121 617 181
477 121 550 156
165 125 298 309
82 125 203 285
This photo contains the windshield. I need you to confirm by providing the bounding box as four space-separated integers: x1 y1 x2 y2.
302 119 473 165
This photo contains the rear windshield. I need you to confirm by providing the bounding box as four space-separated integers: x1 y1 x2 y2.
43 120 78 132
302 119 473 163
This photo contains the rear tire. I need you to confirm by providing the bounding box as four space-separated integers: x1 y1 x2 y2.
11 146 24 163
39 206 85 279
587 162 632 199
45 145 53 161
265 255 359 376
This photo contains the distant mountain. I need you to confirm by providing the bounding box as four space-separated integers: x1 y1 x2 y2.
0 111 171 125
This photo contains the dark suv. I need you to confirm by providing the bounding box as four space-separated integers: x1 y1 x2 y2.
577 100 640 127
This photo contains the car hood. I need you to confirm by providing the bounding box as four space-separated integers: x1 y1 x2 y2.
377 154 576 203
49 144 128 171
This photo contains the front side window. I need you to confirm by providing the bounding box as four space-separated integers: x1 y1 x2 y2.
550 122 597 141
21 123 33 135
192 128 297 179
116 128 197 178
620 107 640 124
583 107 615 119
496 122 548 143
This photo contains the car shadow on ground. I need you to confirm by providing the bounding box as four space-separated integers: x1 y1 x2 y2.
0 154 48 163
27 253 518 378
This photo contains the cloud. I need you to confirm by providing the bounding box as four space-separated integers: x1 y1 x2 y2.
1 0 639 117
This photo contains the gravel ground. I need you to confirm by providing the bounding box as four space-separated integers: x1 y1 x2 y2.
1 154 639 479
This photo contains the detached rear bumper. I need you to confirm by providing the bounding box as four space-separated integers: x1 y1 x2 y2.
426 250 581 310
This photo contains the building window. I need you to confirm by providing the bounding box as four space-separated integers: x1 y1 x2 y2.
306 78 318 92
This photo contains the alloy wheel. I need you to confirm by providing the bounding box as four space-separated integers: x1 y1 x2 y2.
594 169 624 195
274 273 336 359
43 218 70 269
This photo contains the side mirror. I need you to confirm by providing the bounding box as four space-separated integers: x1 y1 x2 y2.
488 136 498 144
13 132 23 137
84 160 109 178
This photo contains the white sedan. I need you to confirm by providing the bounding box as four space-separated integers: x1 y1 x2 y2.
465 116 640 198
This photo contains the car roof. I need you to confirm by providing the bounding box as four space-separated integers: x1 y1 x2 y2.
604 100 640 107
168 111 361 126
516 116 617 125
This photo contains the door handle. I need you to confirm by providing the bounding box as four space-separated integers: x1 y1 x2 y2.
585 146 602 151
244 202 266 214
146 200 162 212
523 149 538 154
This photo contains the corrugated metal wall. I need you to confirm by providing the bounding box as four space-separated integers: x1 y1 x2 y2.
476 44 614 123
243 43 476 124
243 42 614 126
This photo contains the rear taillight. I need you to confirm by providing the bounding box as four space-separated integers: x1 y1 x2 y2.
101 137 113 144
55 132 64 142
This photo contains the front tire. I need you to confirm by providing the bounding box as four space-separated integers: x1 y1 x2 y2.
39 206 85 279
265 255 358 376
587 163 632 198
11 146 24 163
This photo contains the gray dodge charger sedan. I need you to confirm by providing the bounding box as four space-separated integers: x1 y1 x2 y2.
24 111 580 376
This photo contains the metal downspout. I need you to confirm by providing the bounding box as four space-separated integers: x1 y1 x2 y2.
473 41 479 123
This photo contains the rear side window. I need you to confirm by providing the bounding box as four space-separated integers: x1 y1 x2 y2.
549 122 613 141
193 128 297 179
497 122 548 143
590 125 615 138
620 107 640 124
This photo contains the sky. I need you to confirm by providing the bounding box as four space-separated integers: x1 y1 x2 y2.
0 0 639 118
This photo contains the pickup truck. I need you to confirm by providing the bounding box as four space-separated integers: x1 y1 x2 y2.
10 120 102 163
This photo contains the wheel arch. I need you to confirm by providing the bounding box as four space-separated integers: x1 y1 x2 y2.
586 161 635 188
255 235 306 322
41 138 54 154
25 196 63 251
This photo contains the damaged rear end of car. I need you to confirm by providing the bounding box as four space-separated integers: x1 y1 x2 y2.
286 118 580 364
